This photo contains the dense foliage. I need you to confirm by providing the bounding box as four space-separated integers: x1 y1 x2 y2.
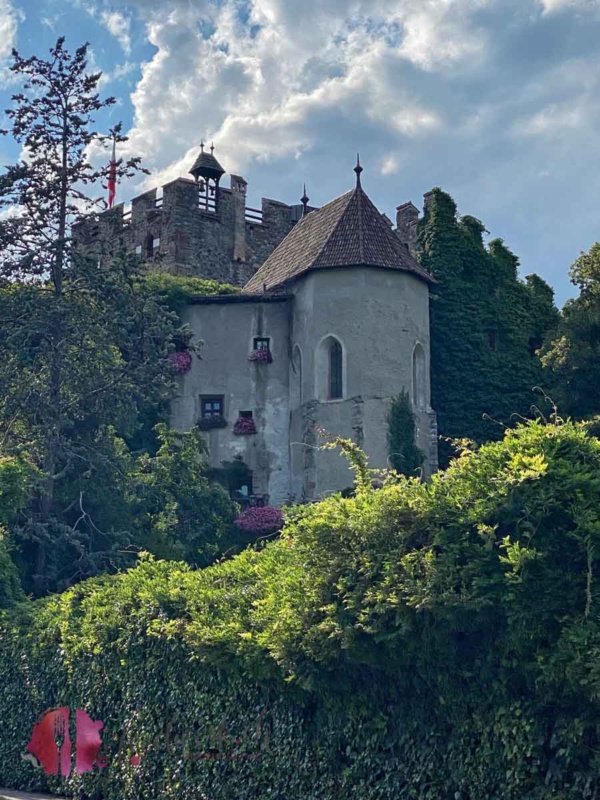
542 242 600 419
387 390 424 476
417 189 559 465
3 420 600 797
0 41 239 597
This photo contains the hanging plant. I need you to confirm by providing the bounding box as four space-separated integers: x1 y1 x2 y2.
169 351 193 374
248 349 272 364
235 506 284 535
233 417 257 435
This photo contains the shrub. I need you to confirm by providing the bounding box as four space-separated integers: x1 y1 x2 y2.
2 421 600 797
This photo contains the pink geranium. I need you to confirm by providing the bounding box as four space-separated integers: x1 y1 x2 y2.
248 349 272 363
233 417 257 435
235 506 284 535
169 351 193 374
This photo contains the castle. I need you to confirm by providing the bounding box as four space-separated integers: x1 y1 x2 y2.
78 147 438 506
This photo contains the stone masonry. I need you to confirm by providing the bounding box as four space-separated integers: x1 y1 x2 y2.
74 169 310 287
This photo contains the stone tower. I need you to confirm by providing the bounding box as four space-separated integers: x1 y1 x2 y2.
171 163 438 505
73 146 311 287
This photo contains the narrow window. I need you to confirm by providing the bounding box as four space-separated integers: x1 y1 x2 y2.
145 234 155 258
487 330 498 351
135 244 142 256
329 339 343 400
200 395 224 419
412 344 426 408
153 236 161 252
253 337 270 352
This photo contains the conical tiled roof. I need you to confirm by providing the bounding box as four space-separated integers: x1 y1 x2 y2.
244 185 433 293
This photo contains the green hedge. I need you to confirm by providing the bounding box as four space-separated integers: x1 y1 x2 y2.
2 420 600 798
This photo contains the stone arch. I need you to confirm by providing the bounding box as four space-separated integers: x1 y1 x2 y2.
316 334 345 401
412 342 427 409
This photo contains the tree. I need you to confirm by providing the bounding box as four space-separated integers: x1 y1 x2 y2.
542 243 600 419
0 40 238 595
0 455 35 607
387 391 424 476
0 39 150 590
416 188 558 466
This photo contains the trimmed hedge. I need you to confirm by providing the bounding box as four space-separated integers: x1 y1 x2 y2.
2 420 600 798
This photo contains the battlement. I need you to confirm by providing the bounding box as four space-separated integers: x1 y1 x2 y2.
75 172 302 287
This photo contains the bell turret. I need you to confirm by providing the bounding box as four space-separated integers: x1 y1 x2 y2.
189 142 225 214
189 141 225 183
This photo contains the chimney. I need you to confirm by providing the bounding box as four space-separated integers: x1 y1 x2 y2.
396 201 419 257
231 174 248 263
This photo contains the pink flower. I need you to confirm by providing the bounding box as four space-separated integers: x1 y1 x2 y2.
169 351 193 374
233 417 257 435
248 349 272 363
235 506 284 535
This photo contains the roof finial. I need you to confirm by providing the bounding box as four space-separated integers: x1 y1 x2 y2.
200 140 205 152
301 183 310 216
354 153 363 188
210 142 215 154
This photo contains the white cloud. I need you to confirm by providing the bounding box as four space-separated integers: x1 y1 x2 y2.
100 10 132 54
0 0 20 60
116 0 491 190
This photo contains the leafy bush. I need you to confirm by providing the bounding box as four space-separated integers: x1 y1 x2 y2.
3 420 600 797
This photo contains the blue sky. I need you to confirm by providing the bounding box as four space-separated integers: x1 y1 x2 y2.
2 0 600 305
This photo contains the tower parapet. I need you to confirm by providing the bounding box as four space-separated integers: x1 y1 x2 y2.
74 146 306 286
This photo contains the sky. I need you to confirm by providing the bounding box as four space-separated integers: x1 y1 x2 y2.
1 0 600 305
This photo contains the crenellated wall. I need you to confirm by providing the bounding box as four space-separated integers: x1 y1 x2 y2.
73 175 300 286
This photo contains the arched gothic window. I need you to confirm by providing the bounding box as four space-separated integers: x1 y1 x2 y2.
329 339 343 400
317 335 344 401
412 343 426 409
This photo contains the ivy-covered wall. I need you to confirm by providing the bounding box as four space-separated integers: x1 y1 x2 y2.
417 189 559 465
2 420 600 798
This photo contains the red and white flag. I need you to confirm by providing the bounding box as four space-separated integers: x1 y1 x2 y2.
107 139 117 208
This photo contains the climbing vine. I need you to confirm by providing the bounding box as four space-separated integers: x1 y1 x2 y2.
416 188 559 466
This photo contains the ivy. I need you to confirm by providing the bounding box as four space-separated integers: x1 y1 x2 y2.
2 421 600 797
387 391 424 476
416 188 559 466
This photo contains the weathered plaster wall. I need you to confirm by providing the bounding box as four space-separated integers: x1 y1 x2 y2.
170 297 293 506
289 267 435 501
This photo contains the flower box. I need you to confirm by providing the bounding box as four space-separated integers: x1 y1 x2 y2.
233 417 257 435
248 348 272 364
235 506 284 535
169 351 193 374
198 415 227 431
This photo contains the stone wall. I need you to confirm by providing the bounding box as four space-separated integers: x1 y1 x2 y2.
288 267 436 501
73 175 297 287
170 295 293 506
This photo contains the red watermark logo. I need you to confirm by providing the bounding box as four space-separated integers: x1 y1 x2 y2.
25 707 270 777
25 708 116 776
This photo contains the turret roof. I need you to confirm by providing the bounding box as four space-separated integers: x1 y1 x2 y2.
244 184 433 293
189 144 225 181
